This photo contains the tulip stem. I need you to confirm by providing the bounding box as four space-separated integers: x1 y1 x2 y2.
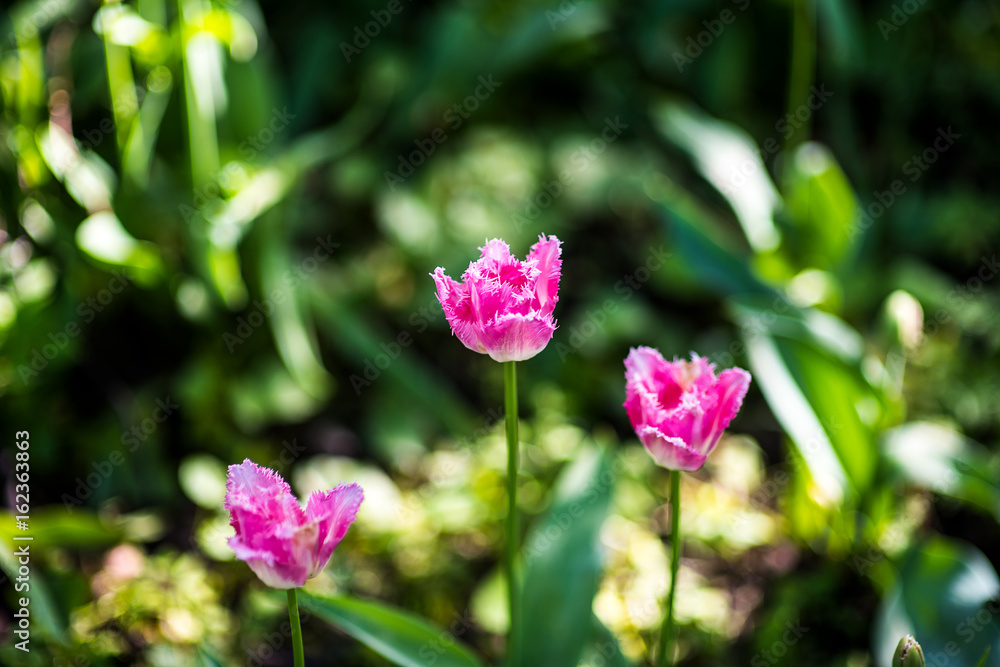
504 360 520 665
287 588 305 667
657 470 681 667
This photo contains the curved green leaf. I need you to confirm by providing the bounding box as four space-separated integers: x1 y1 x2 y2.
299 591 485 667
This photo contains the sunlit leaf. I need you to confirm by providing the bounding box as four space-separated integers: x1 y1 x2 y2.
736 296 881 511
75 210 162 277
0 508 121 548
781 142 858 269
653 100 782 253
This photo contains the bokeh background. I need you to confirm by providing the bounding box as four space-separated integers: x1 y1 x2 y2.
2 0 1000 665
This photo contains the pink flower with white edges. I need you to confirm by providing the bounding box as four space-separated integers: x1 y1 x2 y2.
225 459 362 589
432 235 562 362
623 348 751 471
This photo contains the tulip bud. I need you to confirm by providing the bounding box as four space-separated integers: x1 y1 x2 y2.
893 635 925 667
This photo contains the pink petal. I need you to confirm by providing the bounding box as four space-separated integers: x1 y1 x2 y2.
624 346 667 385
636 426 707 471
225 460 304 533
433 268 483 352
526 234 562 314
702 367 752 448
432 268 465 317
479 238 513 266
622 348 751 471
229 533 311 589
226 459 292 498
476 311 556 362
305 483 364 578
432 236 561 361
224 459 359 589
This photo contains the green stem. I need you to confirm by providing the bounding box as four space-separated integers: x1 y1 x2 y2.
657 471 682 667
287 588 305 667
504 360 520 666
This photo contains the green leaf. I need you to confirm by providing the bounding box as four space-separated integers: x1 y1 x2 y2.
584 615 634 667
781 142 858 269
875 538 1000 667
739 302 881 507
0 538 67 645
299 591 485 667
0 508 121 548
881 421 1000 520
197 646 227 667
516 445 616 667
652 100 782 253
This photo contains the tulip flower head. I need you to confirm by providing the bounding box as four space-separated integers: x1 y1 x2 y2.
432 235 562 362
624 348 751 471
225 459 363 589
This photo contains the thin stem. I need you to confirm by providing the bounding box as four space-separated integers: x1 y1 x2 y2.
287 588 305 667
504 360 520 666
657 471 682 667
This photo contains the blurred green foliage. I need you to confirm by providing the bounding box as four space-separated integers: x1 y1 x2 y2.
2 0 1000 665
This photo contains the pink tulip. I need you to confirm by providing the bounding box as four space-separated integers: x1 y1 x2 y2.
623 348 751 471
432 235 562 362
225 459 363 589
